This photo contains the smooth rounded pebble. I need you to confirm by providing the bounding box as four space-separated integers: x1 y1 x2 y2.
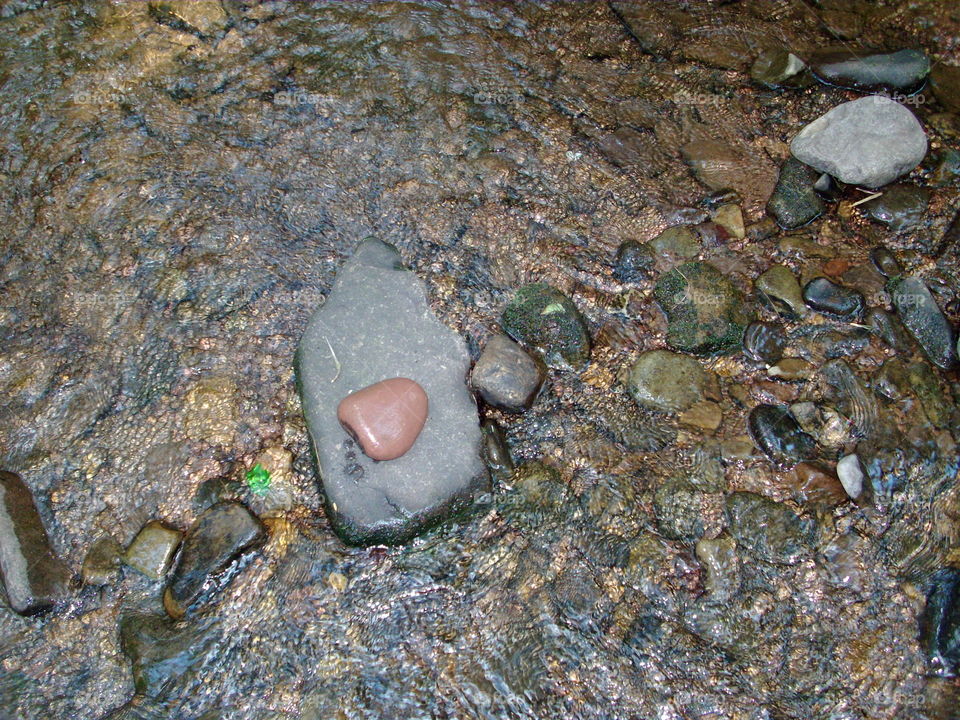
337 377 429 461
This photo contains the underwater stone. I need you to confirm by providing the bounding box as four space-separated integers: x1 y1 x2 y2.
748 404 818 468
766 157 825 229
163 501 265 619
836 453 864 499
920 567 960 678
810 48 930 93
501 283 591 370
725 491 810 565
888 276 958 370
470 334 544 412
0 470 70 615
296 239 489 545
802 277 865 320
123 520 183 580
756 265 807 319
742 321 786 364
337 377 428 461
626 350 711 413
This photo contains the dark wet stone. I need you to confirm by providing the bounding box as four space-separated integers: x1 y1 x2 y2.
648 225 701 260
653 262 754 355
756 265 807 319
598 126 660 169
888 276 959 370
746 217 778 242
497 462 571 533
120 611 222 697
931 149 960 186
296 239 489 545
148 1 227 39
930 64 960 113
163 501 265 619
82 536 123 586
750 49 806 87
933 208 960 260
725 491 810 565
870 247 902 278
810 48 930 94
742 321 786 364
613 240 655 283
819 359 878 439
470 334 544 412
701 189 742 212
813 172 844 201
874 358 912 402
192 476 245 512
861 184 929 233
908 362 953 430
653 478 706 542
501 283 591 371
791 96 927 188
867 309 914 352
124 520 183 580
337 377 428 461
920 567 960 678
0 470 70 615
810 327 871 360
748 404 818 468
766 157 825 229
480 419 514 475
802 276 865 320
626 350 711 413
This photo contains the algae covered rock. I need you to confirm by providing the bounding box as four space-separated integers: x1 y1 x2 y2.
654 262 753 355
501 283 591 370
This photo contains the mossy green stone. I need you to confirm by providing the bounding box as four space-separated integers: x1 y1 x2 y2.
653 262 753 355
501 283 591 370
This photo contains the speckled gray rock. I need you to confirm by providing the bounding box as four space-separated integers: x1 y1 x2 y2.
626 350 711 413
0 470 70 615
296 239 489 545
790 97 927 188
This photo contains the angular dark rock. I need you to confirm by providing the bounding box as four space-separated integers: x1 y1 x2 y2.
867 309 914 352
860 184 929 233
613 240 655 283
470 334 544 412
920 567 960 677
296 240 489 545
802 276 865 320
163 501 265 618
501 283 591 370
870 247 903 278
0 470 70 615
766 157 825 229
888 276 958 370
725 491 810 565
810 48 930 93
82 536 123 586
653 262 753 355
748 404 818 468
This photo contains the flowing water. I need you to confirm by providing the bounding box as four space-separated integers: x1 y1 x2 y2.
1 2 959 718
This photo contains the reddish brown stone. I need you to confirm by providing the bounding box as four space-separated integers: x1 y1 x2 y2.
337 378 429 461
790 462 847 506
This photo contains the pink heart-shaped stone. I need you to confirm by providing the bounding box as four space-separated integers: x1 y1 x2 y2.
337 377 429 461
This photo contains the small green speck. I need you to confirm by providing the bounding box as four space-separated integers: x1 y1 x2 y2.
246 463 271 496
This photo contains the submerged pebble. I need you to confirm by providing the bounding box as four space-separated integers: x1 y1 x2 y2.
470 334 544 412
742 321 786 364
920 567 960 677
614 240 655 283
725 491 810 565
751 48 807 87
123 520 183 580
790 96 927 188
888 276 958 370
756 265 807 318
164 501 265 619
810 48 930 93
836 453 864 500
870 247 903 278
748 404 818 467
802 276 865 320
861 184 929 232
502 283 591 370
626 350 712 413
766 157 825 229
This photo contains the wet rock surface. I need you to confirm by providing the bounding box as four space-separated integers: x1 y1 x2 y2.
810 48 930 93
802 276 866 319
888 276 959 370
163 501 265 619
502 283 591 371
654 262 753 355
470 334 544 412
790 96 928 187
748 404 818 468
756 264 807 319
296 239 489 544
742 321 786 364
725 492 810 565
920 568 960 677
123 520 182 580
626 350 712 413
0 470 70 615
861 184 930 232
0 2 958 718
766 157 825 229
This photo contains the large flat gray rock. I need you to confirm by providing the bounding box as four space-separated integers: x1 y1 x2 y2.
296 240 489 545
790 96 927 188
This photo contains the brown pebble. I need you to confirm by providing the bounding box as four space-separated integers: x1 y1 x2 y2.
337 378 428 461
791 462 847 506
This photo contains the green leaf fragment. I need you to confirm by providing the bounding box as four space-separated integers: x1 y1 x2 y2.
246 463 271 495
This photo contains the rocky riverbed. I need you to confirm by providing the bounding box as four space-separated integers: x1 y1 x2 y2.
1 1 960 719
